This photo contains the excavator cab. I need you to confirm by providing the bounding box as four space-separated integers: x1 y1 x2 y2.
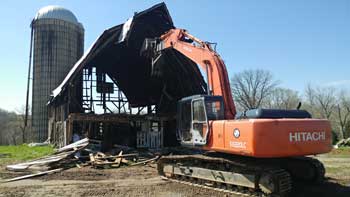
177 95 224 146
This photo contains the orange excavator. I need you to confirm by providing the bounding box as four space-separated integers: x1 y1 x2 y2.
142 29 332 196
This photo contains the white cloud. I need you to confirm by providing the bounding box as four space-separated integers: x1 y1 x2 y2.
323 80 350 88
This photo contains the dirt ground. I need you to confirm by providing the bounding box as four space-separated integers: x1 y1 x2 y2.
0 156 350 197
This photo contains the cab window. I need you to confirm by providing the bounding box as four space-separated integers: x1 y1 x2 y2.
192 100 206 121
205 100 224 120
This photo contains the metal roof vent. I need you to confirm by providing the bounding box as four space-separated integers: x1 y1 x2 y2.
34 5 79 25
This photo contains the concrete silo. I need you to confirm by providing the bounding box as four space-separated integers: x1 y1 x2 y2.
30 6 84 142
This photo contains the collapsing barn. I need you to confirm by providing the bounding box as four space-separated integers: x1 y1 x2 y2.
48 3 207 149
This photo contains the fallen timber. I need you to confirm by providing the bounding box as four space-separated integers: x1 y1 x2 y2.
2 138 159 182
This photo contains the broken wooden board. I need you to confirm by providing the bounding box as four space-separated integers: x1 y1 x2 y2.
114 151 123 167
89 153 95 163
1 168 63 183
6 150 76 172
56 138 89 153
130 156 159 166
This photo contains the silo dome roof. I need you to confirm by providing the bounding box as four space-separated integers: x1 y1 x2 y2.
34 5 79 25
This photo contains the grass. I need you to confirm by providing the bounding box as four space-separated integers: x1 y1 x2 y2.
327 147 350 157
0 144 54 166
320 147 350 183
326 166 349 174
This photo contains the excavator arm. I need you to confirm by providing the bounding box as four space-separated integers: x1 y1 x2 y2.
143 29 236 119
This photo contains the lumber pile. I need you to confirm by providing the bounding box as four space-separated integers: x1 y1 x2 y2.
89 151 135 168
2 138 160 183
6 138 89 172
88 151 159 168
335 137 350 148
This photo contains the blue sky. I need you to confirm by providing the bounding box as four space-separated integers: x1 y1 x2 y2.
0 0 349 112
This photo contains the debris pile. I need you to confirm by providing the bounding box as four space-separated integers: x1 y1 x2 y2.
6 138 89 173
89 151 135 168
2 138 160 182
335 137 350 148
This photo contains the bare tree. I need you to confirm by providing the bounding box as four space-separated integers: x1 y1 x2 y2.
304 84 337 119
5 120 19 145
335 91 350 139
0 108 17 145
264 88 301 109
0 107 32 145
15 105 31 144
231 69 279 110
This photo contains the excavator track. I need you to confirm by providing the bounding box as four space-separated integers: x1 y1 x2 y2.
158 154 292 197
161 176 258 197
281 156 325 183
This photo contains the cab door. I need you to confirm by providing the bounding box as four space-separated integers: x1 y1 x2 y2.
177 97 209 146
191 98 209 145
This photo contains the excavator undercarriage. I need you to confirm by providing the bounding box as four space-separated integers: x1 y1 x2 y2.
158 153 325 196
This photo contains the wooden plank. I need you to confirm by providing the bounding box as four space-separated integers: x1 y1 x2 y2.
89 153 95 165
121 158 129 165
6 150 76 172
56 138 89 153
130 156 159 166
114 151 123 167
99 153 138 159
2 168 63 183
96 152 106 158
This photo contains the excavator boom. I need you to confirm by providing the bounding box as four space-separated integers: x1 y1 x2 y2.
156 29 236 119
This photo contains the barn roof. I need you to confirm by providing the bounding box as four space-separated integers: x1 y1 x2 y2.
50 3 206 109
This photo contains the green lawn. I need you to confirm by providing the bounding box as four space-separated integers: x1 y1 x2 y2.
327 147 350 157
0 144 54 166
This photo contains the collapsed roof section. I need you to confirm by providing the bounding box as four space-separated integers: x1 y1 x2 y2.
50 3 207 111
